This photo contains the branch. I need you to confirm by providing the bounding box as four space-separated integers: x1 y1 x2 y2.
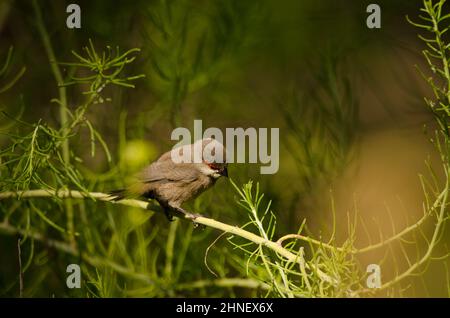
357 174 449 295
276 187 448 254
0 189 336 285
17 238 23 298
175 278 271 291
0 222 277 295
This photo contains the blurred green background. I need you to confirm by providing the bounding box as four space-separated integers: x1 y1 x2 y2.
0 0 449 297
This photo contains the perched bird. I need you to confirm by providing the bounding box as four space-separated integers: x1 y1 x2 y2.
109 138 228 221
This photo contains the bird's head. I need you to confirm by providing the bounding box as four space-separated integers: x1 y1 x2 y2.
203 161 228 179
198 138 228 179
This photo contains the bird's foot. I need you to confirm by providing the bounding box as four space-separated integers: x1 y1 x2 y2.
185 212 203 220
172 206 204 228
163 209 174 222
185 213 206 230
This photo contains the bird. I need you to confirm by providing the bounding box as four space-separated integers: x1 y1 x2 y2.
109 138 228 221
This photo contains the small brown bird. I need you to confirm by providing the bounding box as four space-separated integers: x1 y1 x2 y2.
110 138 228 221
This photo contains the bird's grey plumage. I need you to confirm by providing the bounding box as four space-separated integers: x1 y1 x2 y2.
110 138 228 221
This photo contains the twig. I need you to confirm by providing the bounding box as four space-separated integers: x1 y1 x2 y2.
175 278 271 291
276 187 447 254
277 234 344 252
17 238 23 298
2 222 277 295
124 278 271 296
0 189 336 285
357 175 449 295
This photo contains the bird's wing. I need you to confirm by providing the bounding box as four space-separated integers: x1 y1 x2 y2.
138 160 199 184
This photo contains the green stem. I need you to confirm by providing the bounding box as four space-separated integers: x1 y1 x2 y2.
276 187 447 254
32 0 75 247
124 278 272 297
0 221 154 284
430 2 450 106
164 219 179 280
357 170 449 295
0 189 336 286
175 278 270 291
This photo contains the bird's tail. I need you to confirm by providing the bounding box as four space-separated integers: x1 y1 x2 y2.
108 184 146 201
108 188 128 201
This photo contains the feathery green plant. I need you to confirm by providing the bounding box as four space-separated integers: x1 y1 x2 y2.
143 0 263 127
1 0 450 298
282 53 358 192
0 46 26 95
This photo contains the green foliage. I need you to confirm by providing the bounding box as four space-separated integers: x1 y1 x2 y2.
0 40 144 193
143 0 263 127
0 47 26 131
408 0 450 136
228 180 361 297
0 0 449 298
60 40 145 100
0 47 26 95
281 53 358 191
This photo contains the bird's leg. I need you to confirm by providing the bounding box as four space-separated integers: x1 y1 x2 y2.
159 200 203 225
167 205 204 229
172 206 203 221
175 207 205 229
163 207 174 222
173 206 206 230
157 200 174 222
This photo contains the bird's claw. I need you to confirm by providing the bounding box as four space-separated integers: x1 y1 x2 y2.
185 212 202 220
166 205 204 227
163 210 174 222
184 212 205 229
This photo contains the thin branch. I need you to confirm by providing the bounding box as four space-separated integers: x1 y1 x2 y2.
277 233 344 252
175 278 271 291
0 189 336 285
17 238 23 298
0 221 278 295
276 187 447 255
357 174 449 295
